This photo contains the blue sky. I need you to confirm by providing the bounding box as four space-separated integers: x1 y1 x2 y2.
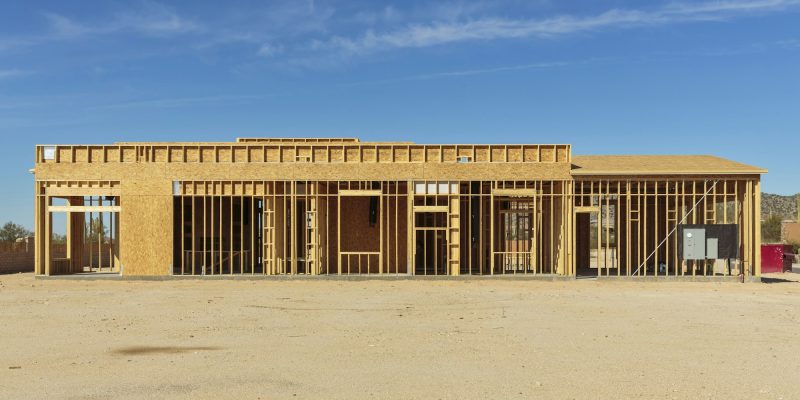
1 0 799 229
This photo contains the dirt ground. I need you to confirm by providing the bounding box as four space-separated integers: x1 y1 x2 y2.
1 271 799 400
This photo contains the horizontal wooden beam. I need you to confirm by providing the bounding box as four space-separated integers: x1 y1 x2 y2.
413 205 448 213
492 188 538 197
45 187 120 196
48 205 121 213
338 189 382 196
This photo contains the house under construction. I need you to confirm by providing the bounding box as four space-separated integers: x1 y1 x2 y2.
33 137 766 278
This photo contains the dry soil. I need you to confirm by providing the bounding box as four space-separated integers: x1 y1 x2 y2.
1 272 799 399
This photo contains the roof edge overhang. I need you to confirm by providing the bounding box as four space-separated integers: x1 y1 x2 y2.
570 154 767 177
571 169 768 176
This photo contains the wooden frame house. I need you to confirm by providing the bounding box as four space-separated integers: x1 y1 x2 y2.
33 138 766 278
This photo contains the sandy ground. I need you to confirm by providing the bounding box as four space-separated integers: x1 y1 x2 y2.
1 272 799 400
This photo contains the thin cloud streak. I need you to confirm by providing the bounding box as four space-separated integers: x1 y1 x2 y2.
4 0 799 69
314 0 800 56
319 60 579 90
91 94 274 110
0 37 35 52
44 2 199 39
0 69 33 80
1 2 199 53
408 61 571 80
664 0 800 13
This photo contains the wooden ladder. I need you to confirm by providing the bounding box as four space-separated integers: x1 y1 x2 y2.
263 210 275 274
448 198 460 275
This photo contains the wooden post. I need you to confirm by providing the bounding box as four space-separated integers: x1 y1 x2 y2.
203 195 207 275
219 193 222 274
98 202 103 272
407 181 414 275
44 196 52 276
210 195 214 275
755 178 762 277
291 182 297 275
337 191 341 275
490 190 494 275
379 186 384 274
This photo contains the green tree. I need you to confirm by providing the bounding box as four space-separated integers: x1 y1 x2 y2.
85 216 109 242
0 222 32 242
52 234 67 244
761 214 783 243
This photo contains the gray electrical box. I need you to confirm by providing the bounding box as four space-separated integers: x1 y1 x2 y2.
683 228 706 260
679 224 738 261
706 238 718 259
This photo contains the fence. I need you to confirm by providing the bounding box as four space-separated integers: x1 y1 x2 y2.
0 242 67 274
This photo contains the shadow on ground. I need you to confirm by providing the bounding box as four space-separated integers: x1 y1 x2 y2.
111 346 223 356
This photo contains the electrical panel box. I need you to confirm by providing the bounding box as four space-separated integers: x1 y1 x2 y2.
683 228 706 260
678 224 739 261
706 238 718 260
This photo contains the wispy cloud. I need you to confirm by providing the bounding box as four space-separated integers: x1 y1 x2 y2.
408 61 571 80
664 0 800 14
0 37 35 52
257 43 284 58
91 94 271 110
80 60 570 109
44 13 92 38
0 1 199 54
188 1 336 53
313 0 800 56
311 60 581 91
775 38 800 48
352 6 403 25
44 1 198 39
113 1 199 34
4 0 799 69
0 69 33 80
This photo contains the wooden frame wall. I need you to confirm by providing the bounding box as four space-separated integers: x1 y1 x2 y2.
572 177 761 277
171 180 409 276
169 179 570 276
35 181 122 276
34 174 761 278
453 181 569 275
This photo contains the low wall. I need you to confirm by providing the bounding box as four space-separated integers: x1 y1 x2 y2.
0 243 65 274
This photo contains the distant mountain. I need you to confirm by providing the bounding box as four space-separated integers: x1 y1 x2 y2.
762 193 798 221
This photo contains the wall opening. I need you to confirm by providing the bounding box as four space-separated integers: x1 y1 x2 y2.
173 196 260 275
40 195 120 275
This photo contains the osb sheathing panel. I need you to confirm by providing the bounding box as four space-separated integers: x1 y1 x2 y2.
36 164 105 180
164 163 429 181
121 178 173 196
119 180 172 275
339 197 381 253
37 161 571 182
36 163 168 183
421 163 571 181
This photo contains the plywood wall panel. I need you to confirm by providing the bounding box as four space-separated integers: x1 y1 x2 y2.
37 161 573 183
339 197 381 253
120 190 172 275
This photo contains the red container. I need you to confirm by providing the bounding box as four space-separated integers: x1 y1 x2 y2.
761 244 793 273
